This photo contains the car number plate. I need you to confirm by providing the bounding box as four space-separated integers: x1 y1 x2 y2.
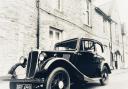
16 84 32 89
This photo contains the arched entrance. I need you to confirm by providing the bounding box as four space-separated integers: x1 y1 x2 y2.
114 50 121 69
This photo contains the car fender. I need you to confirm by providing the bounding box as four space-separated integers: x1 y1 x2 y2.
43 58 73 70
101 62 111 74
41 57 85 81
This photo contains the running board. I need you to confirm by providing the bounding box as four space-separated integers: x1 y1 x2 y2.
84 75 101 82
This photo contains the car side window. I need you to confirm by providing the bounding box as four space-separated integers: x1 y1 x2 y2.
95 43 103 55
80 40 95 52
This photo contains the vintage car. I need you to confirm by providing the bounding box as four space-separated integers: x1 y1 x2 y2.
9 38 111 89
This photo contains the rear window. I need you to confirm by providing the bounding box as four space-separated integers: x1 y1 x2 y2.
55 40 77 51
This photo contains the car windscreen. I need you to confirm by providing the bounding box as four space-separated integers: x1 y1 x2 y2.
55 40 77 51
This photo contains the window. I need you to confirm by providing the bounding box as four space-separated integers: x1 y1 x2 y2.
95 43 103 55
86 0 90 25
58 0 61 10
55 32 60 40
55 40 77 51
49 27 63 49
80 40 95 51
49 30 53 39
83 0 91 25
55 0 62 11
115 24 119 45
51 0 62 11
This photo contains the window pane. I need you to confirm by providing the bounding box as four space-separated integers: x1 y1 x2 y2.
86 0 90 9
49 30 53 38
83 0 91 25
95 44 102 54
87 11 89 25
80 40 94 51
55 32 60 40
58 0 60 10
55 40 77 51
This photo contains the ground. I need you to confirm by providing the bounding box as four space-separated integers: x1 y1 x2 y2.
71 68 128 89
0 68 128 89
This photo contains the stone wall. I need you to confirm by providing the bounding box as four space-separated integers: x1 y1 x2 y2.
0 0 93 76
0 0 125 77
0 0 37 76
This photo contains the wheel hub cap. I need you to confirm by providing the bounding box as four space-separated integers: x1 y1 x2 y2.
104 73 107 77
58 81 64 89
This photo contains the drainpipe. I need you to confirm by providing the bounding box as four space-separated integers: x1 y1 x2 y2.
36 0 40 49
110 22 113 50
122 33 125 65
121 23 126 68
110 22 114 69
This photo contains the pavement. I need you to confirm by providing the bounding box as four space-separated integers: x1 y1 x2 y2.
111 68 128 75
0 68 128 89
71 68 128 89
0 81 9 89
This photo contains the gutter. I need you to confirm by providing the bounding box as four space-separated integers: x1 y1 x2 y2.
95 7 112 22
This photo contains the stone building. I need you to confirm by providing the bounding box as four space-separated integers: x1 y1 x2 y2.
0 0 126 77
93 0 124 69
0 0 93 76
121 23 128 68
0 0 37 76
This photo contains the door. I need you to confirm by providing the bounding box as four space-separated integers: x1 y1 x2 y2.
76 40 100 77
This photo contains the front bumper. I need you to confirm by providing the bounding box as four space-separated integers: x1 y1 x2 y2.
10 78 45 89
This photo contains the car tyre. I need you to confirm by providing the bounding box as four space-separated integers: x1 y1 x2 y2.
46 67 70 89
10 82 16 89
100 66 109 86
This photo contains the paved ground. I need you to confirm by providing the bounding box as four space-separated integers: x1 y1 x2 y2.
71 68 128 89
0 68 128 89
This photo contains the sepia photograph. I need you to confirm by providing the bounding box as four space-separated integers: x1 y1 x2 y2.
0 0 128 89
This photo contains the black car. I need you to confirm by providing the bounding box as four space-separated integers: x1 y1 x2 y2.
9 38 111 89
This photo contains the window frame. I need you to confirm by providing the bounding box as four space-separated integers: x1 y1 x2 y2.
83 0 91 26
95 43 104 54
49 27 63 49
55 0 63 12
80 40 95 52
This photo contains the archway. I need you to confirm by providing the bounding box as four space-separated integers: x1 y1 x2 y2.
114 50 121 69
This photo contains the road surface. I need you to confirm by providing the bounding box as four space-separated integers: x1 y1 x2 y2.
0 68 128 89
71 68 128 89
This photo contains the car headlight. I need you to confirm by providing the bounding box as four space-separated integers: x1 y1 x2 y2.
19 56 26 64
39 52 47 61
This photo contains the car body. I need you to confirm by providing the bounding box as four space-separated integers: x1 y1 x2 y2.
9 38 111 89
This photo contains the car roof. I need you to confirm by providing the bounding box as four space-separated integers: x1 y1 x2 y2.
81 38 102 45
55 37 103 45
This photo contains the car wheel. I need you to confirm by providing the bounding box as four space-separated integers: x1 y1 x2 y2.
10 74 17 89
100 66 109 86
10 78 16 89
46 67 70 89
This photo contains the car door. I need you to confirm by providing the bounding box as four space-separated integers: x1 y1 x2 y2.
76 40 100 77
